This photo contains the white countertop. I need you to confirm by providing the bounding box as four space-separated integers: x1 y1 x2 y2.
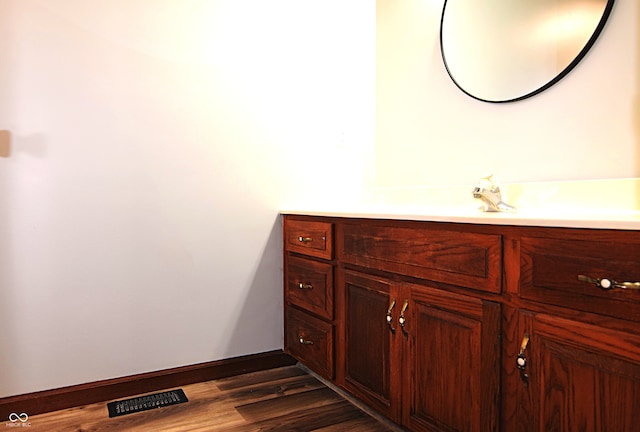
281 206 640 230
282 178 640 230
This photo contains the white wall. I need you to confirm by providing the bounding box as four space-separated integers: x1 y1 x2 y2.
376 0 640 188
0 0 375 398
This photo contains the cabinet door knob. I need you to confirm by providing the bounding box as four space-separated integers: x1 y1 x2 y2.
386 298 396 332
578 274 640 291
399 299 409 337
298 236 313 243
298 282 313 290
517 333 530 386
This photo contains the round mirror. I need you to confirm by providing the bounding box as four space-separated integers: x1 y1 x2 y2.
440 0 615 103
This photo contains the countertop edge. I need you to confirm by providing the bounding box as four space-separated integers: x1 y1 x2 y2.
280 209 640 230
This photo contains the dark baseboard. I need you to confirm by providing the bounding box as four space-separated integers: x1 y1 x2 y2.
0 350 296 419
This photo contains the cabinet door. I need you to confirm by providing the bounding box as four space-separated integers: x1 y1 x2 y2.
339 270 402 422
403 285 501 432
518 312 640 432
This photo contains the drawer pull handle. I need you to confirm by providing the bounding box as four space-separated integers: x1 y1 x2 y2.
517 333 530 386
399 299 409 337
578 275 640 291
298 236 313 243
386 298 396 332
298 336 314 345
298 282 313 290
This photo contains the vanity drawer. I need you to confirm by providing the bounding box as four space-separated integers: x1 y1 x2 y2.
286 256 333 320
284 219 333 260
338 222 502 293
285 305 334 379
520 232 640 321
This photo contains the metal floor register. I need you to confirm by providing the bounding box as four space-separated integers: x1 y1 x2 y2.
107 389 189 418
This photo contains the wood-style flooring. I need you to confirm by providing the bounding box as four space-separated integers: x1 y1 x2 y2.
25 365 403 431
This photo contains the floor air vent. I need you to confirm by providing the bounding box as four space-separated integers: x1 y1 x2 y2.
107 389 188 418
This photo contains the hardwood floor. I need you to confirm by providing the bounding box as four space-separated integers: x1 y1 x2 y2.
25 365 402 431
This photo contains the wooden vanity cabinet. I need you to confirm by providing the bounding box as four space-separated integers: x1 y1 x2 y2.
283 215 640 432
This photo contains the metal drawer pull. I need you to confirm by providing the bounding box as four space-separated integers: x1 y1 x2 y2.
298 236 313 243
578 275 640 290
298 336 314 345
386 298 396 332
517 333 530 386
298 282 313 290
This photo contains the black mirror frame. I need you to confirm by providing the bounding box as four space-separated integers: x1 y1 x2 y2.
439 0 616 103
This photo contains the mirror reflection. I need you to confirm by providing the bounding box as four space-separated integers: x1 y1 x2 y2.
440 0 614 103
